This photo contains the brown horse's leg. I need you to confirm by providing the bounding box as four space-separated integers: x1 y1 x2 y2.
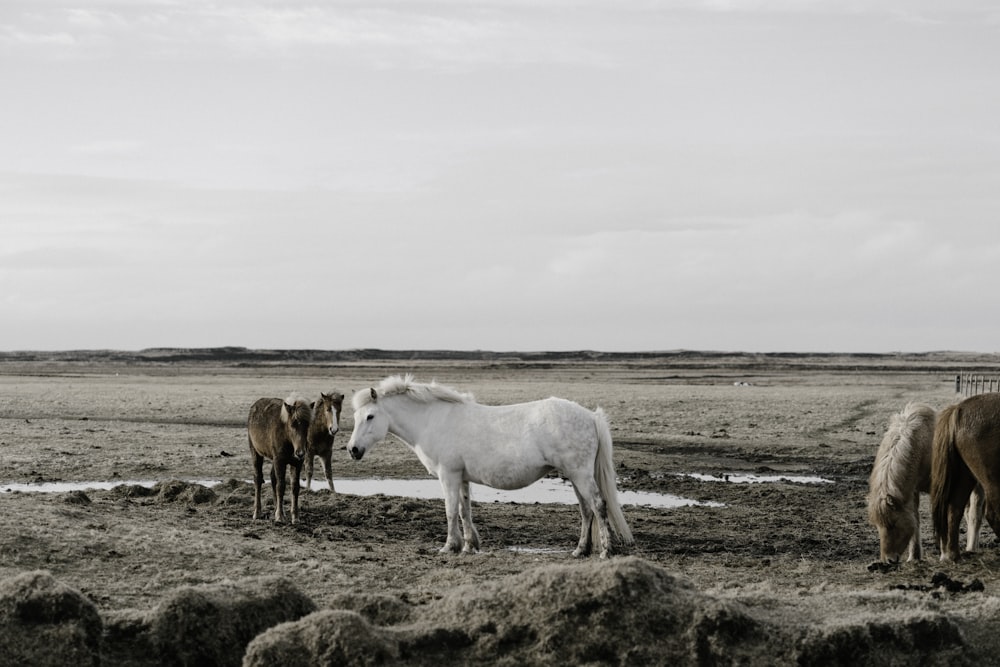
304 454 314 491
908 491 922 561
322 451 335 493
272 461 286 523
945 474 977 561
251 450 265 520
982 490 1000 547
290 460 302 524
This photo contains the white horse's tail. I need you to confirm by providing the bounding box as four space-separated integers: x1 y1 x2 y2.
594 407 634 545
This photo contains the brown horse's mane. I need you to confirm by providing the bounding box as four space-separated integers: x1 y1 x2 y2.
281 394 311 423
867 402 935 523
353 374 474 411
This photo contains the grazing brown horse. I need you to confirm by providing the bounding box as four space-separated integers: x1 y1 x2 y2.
304 391 344 492
247 395 312 524
868 403 983 564
931 392 1000 561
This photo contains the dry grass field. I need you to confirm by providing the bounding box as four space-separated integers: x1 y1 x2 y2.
2 350 1000 665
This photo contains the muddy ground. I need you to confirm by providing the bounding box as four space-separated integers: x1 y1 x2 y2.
3 351 1000 664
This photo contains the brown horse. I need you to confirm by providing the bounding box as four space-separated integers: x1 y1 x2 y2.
247 395 312 524
304 391 344 492
931 392 1000 561
868 403 983 563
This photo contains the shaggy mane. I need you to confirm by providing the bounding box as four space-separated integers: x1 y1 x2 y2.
353 374 475 410
867 402 935 522
280 393 310 423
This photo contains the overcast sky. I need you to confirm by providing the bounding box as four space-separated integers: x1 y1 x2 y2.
2 1 999 352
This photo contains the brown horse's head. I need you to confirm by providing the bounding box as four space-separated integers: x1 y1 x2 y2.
311 391 344 441
281 396 312 460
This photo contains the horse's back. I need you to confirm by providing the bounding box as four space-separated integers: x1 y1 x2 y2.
470 396 595 439
247 398 285 455
953 393 1000 483
427 397 594 490
248 397 282 426
957 393 1000 441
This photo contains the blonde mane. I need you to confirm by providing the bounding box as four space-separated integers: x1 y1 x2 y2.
867 402 935 522
353 374 475 410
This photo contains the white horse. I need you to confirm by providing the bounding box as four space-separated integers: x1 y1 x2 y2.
346 375 634 558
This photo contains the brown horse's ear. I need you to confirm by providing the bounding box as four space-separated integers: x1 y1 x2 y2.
321 392 330 400
370 388 378 402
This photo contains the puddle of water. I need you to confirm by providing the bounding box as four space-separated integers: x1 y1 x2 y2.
0 477 721 509
334 478 723 509
0 480 223 494
679 472 833 485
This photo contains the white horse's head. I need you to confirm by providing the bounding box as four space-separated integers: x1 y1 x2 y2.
347 387 390 460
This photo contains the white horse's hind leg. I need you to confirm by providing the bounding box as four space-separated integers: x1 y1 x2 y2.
438 473 464 553
571 485 595 557
459 481 480 553
571 476 611 558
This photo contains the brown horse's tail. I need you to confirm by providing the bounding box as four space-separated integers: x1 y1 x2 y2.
931 403 964 543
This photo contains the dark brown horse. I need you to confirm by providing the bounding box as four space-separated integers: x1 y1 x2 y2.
931 392 1000 561
304 391 344 492
247 395 312 524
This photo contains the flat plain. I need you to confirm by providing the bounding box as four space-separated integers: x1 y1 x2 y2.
2 349 1000 664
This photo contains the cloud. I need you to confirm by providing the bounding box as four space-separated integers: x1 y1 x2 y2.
70 140 145 157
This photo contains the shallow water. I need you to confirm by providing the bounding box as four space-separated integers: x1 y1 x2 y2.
679 472 833 485
0 477 722 509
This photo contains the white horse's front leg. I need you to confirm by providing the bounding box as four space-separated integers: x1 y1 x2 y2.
439 473 464 553
459 481 480 553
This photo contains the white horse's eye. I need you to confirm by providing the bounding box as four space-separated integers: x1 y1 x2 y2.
366 414 375 421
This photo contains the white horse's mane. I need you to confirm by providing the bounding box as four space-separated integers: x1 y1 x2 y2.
868 402 935 511
353 374 475 410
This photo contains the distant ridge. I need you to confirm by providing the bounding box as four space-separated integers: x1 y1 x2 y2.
1 347 999 372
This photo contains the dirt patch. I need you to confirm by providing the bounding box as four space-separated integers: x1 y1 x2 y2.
3 354 1000 664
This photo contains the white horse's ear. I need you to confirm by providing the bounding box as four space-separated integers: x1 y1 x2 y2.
370 388 378 402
